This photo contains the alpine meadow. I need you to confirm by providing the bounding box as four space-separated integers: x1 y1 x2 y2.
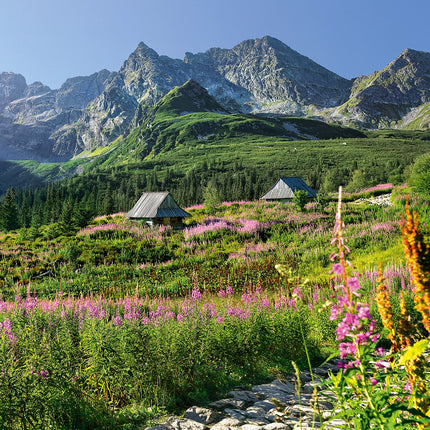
0 35 430 429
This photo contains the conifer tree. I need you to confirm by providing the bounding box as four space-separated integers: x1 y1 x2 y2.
0 187 20 232
103 183 115 215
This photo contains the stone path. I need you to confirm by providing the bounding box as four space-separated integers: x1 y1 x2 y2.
146 361 347 430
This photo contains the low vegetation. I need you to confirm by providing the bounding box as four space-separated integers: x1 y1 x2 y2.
0 184 428 428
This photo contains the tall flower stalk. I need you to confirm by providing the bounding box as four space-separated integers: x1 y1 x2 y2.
398 200 430 425
325 187 430 429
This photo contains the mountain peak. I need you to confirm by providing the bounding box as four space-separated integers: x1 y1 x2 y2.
151 79 228 117
129 42 160 62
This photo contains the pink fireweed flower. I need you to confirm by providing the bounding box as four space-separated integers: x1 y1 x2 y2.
356 331 372 345
403 382 413 394
335 321 351 340
293 287 303 299
260 298 270 309
371 334 380 343
356 304 371 320
191 288 202 301
331 263 345 275
0 319 16 345
40 370 49 378
370 377 378 385
337 295 350 307
376 347 385 356
330 305 341 321
113 316 123 326
375 360 390 369
347 277 361 296
344 312 360 330
339 342 358 359
226 285 233 295
218 289 226 298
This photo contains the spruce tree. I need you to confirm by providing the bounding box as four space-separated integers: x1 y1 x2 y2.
0 188 20 232
103 183 115 215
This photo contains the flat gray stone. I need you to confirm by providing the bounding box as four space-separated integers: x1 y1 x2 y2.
245 406 267 418
292 425 315 430
146 424 172 430
229 390 259 403
225 409 246 422
301 379 323 394
211 417 244 430
263 423 291 430
209 399 246 411
163 417 208 430
250 388 292 404
245 418 271 426
311 399 334 411
253 400 277 412
184 406 222 425
252 380 296 402
290 405 315 414
270 380 296 394
241 425 262 430
323 418 348 429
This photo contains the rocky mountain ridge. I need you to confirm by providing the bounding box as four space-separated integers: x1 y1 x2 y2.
1 36 430 162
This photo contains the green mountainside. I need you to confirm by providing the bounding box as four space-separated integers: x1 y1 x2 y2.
1 80 429 232
2 80 430 199
87 80 365 166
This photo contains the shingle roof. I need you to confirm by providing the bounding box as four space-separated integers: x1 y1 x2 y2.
260 177 317 200
126 192 191 219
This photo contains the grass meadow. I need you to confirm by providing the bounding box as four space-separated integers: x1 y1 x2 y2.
0 185 428 429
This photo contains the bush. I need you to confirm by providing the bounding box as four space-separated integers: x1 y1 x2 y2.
293 190 309 212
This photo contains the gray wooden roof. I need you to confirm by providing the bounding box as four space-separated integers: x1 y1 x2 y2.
126 192 191 219
260 177 317 200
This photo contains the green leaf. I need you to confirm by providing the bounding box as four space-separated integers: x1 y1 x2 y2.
274 264 291 278
398 339 429 365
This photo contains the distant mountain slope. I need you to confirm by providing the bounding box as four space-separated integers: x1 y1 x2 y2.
325 49 430 128
0 70 115 161
1 37 430 162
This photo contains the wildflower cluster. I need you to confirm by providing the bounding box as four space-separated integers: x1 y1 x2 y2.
325 187 428 429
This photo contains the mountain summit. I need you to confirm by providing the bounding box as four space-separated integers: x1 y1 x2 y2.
184 36 351 112
0 36 430 161
327 48 430 127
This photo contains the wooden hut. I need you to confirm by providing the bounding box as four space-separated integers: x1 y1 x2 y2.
260 177 317 202
126 191 190 229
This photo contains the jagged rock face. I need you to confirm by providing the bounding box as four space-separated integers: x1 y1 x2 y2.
0 73 27 107
327 49 430 128
0 70 114 161
185 36 352 113
55 69 114 111
78 80 138 151
119 42 192 104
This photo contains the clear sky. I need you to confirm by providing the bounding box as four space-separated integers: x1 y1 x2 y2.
1 0 429 89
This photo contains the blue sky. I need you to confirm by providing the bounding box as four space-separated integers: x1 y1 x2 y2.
1 0 429 89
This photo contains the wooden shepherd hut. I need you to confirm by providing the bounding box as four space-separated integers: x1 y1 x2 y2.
126 191 190 229
260 177 317 202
